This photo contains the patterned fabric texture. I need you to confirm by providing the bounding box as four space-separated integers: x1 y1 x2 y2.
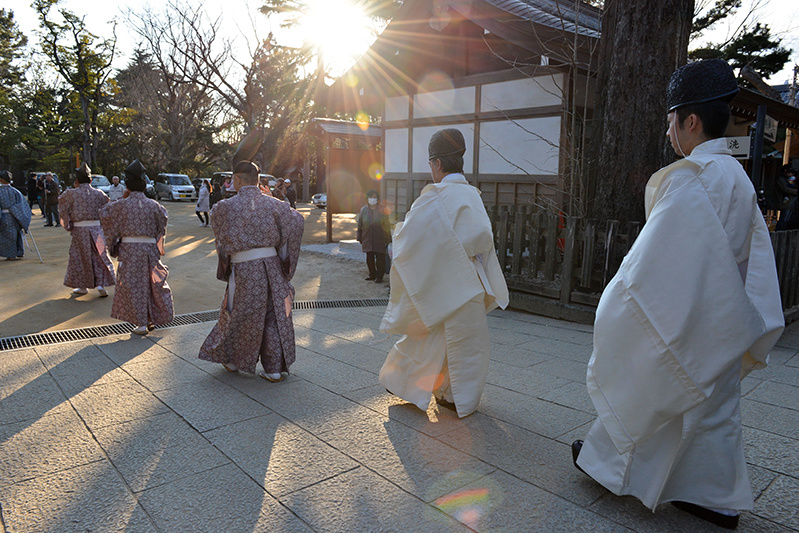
59 184 116 288
0 185 29 259
99 192 174 326
199 186 304 374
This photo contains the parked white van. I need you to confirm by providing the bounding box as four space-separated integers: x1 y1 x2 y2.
155 173 197 202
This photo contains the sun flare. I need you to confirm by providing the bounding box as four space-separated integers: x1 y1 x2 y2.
297 0 375 71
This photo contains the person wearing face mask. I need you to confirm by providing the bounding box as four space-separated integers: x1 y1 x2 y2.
571 59 784 530
356 190 391 283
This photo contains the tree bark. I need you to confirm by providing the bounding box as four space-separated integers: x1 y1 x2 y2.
589 0 695 223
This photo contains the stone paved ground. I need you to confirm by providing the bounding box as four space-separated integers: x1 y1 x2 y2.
1 306 797 532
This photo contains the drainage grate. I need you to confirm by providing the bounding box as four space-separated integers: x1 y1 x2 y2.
293 298 388 310
0 298 388 352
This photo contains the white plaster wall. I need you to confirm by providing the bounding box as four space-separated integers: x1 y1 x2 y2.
385 128 409 173
412 125 474 174
385 95 409 122
414 86 476 119
479 117 561 175
480 74 564 112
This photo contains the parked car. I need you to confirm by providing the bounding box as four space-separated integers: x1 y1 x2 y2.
311 193 327 208
154 173 197 201
90 175 111 196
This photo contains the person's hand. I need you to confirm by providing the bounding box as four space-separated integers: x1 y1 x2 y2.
122 189 130 199
259 184 273 196
407 319 430 340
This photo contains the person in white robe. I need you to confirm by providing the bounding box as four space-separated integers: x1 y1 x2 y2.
379 128 509 418
572 59 784 530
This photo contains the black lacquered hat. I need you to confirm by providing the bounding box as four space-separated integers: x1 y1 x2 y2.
428 128 466 160
76 162 91 180
124 159 146 188
666 59 739 112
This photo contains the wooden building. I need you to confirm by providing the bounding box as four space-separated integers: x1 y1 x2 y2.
326 0 600 219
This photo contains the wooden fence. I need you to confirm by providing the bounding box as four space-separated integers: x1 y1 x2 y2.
488 205 799 323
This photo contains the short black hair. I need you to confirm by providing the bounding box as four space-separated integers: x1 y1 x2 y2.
366 189 379 200
676 99 730 139
782 164 795 176
126 177 146 192
75 172 91 184
233 161 259 184
434 154 464 175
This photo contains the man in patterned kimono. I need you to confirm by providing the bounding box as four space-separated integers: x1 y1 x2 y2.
58 162 116 296
100 160 173 334
0 170 31 260
199 159 304 382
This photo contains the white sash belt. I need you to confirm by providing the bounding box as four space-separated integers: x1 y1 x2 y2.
122 236 157 243
230 247 277 263
73 220 100 227
0 209 9 213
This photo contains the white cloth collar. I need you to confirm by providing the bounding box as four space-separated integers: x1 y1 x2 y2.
440 173 467 184
688 138 730 158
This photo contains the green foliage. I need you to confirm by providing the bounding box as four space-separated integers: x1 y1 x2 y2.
0 9 28 87
689 22 791 80
34 0 116 166
691 0 741 36
720 23 791 79
0 9 31 173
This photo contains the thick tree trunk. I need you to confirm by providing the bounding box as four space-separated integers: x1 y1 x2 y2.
80 95 92 166
589 0 694 223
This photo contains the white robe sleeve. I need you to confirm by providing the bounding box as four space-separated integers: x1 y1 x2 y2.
587 172 781 454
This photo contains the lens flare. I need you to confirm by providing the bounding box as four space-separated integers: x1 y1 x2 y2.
356 112 370 131
345 73 359 88
368 162 384 181
419 71 454 93
435 488 490 529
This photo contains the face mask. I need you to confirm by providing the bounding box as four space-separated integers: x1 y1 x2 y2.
368 198 378 206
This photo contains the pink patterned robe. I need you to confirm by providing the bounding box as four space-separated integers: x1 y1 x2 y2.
99 192 174 326
199 186 304 374
59 183 116 289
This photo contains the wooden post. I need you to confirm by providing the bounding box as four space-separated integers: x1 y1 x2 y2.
560 216 577 304
603 220 618 286
544 213 558 281
302 154 311 203
581 220 596 288
497 208 509 272
324 140 332 243
750 105 767 191
511 207 524 275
